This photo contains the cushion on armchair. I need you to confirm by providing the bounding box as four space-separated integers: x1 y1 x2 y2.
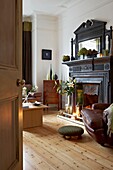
92 103 110 110
103 104 113 137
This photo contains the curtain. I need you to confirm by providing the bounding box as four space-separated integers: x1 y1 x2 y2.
22 21 32 84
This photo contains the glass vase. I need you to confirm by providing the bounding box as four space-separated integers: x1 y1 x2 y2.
67 95 72 106
66 95 73 114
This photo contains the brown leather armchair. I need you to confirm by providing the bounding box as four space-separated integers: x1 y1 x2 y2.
81 103 113 146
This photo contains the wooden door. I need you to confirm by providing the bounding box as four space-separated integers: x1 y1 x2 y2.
0 0 23 169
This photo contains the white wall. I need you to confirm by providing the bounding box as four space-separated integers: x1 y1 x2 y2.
24 0 113 104
57 0 113 106
58 0 113 78
32 14 59 93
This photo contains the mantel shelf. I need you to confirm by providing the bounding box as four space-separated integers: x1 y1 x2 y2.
62 56 111 67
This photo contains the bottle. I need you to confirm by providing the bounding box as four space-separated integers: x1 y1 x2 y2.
50 64 52 80
53 73 58 80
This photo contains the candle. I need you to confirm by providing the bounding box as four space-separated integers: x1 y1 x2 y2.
69 106 73 114
76 105 80 117
71 38 73 59
65 104 68 113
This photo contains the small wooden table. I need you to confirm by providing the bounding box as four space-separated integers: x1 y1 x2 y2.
23 103 48 129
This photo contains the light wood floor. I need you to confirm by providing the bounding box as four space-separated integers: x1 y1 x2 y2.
23 110 113 170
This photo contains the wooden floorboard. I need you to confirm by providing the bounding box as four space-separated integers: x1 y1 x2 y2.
23 110 113 170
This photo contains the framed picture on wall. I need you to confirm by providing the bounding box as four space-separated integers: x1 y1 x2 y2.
42 49 52 60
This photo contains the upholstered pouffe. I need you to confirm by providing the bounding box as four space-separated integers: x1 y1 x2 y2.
58 125 84 139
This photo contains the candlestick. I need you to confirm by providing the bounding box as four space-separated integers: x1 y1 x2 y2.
71 38 75 60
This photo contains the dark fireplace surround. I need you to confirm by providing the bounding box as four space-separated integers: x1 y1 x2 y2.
62 19 113 112
64 56 113 111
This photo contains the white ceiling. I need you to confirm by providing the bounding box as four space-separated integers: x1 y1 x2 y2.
23 0 83 16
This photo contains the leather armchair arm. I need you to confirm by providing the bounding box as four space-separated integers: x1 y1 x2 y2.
81 108 103 129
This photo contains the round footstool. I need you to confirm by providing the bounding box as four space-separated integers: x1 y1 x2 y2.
58 125 84 139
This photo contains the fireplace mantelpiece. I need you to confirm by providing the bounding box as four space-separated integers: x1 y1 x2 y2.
62 56 113 106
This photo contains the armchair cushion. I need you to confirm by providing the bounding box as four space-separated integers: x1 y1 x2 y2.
92 103 110 110
103 104 113 137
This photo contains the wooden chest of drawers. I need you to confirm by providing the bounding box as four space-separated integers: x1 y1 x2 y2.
43 80 61 110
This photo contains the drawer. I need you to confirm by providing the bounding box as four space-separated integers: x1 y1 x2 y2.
45 98 59 104
44 85 57 92
45 92 59 98
44 88 57 93
44 80 59 88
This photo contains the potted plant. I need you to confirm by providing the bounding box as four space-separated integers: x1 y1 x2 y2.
55 77 76 108
62 55 70 62
77 47 88 59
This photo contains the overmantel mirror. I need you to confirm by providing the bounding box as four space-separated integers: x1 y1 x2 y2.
71 19 112 60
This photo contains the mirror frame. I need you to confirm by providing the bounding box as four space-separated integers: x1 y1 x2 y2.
72 19 112 60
